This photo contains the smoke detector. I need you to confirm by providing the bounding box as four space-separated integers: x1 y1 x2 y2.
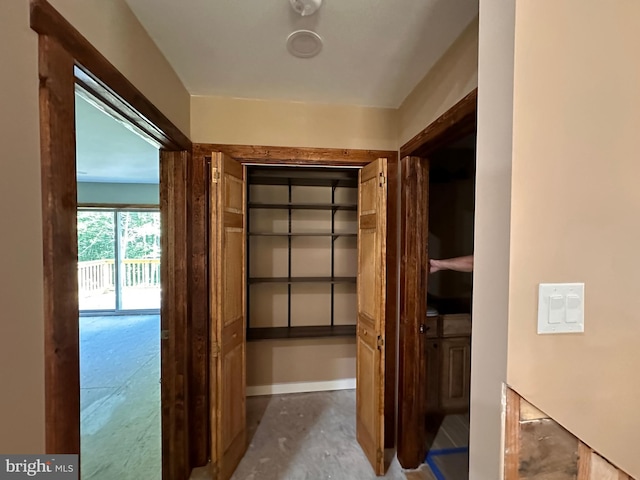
289 0 322 16
287 30 323 58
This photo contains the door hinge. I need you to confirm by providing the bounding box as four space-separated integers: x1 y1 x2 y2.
161 330 169 340
377 336 384 349
212 342 221 357
379 172 386 186
212 167 220 183
377 448 384 464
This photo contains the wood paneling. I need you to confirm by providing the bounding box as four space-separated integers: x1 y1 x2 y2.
504 388 521 480
39 33 80 455
356 159 388 475
193 143 396 166
30 0 191 151
187 154 210 467
400 89 477 158
160 151 190 480
397 156 429 469
506 389 635 480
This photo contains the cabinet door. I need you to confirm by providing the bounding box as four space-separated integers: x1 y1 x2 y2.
210 152 247 480
425 341 440 412
440 338 471 412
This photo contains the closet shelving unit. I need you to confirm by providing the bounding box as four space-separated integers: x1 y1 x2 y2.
246 166 359 340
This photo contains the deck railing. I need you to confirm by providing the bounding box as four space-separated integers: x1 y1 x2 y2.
78 259 161 293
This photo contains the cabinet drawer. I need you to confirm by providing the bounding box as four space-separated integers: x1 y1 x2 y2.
441 313 471 337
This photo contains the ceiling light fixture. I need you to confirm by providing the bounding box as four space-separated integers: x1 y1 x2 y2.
287 30 323 58
289 0 322 16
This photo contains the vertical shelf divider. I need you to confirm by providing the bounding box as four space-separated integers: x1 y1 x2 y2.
331 183 336 327
246 178 252 332
287 181 292 328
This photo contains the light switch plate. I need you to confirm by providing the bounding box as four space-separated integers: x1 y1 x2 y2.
538 283 584 334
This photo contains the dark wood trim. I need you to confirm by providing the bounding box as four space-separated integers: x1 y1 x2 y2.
30 0 191 151
77 203 159 210
193 143 396 166
187 153 210 467
160 151 190 480
504 388 521 480
397 156 429 468
39 33 80 455
400 89 477 158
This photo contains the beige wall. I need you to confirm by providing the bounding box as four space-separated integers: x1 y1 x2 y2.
0 1 46 454
508 0 640 476
191 95 397 150
50 0 191 137
469 0 515 478
398 16 479 147
0 0 189 453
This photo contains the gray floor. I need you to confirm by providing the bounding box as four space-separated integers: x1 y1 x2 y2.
425 415 470 480
227 390 463 480
80 314 161 480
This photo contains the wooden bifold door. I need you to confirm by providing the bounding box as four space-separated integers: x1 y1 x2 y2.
208 154 390 478
209 152 247 479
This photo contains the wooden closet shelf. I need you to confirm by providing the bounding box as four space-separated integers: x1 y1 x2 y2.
249 232 357 237
247 325 357 341
248 202 357 211
249 276 357 284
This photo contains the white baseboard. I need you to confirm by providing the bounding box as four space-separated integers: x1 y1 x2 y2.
247 378 356 397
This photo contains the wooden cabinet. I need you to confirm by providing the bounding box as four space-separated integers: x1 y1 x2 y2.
425 313 471 414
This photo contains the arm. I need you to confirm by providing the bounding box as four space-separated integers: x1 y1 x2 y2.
429 255 474 273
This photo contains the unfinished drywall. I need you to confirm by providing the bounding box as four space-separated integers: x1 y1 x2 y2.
508 0 640 476
0 0 190 454
398 16 479 147
191 95 397 151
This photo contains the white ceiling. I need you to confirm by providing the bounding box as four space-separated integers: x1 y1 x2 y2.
124 0 478 108
75 94 159 184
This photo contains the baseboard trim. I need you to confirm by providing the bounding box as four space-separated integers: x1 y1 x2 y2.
247 378 356 397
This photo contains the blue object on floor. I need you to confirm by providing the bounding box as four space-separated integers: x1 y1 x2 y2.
425 446 469 480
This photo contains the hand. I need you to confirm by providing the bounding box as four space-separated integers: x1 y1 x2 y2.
429 259 443 273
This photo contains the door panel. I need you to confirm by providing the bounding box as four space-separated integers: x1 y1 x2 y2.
210 152 247 480
356 158 387 475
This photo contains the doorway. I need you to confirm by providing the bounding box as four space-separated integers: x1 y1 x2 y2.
397 89 477 476
198 149 398 479
32 2 193 478
75 90 162 479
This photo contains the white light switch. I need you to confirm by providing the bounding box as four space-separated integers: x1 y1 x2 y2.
538 283 584 334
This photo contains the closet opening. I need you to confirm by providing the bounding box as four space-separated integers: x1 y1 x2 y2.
422 133 476 479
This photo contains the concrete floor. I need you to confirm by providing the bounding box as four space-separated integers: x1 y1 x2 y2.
80 314 161 480
223 390 455 480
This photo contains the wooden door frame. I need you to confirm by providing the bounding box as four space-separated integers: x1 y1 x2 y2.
191 143 400 453
396 88 477 468
31 1 193 478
